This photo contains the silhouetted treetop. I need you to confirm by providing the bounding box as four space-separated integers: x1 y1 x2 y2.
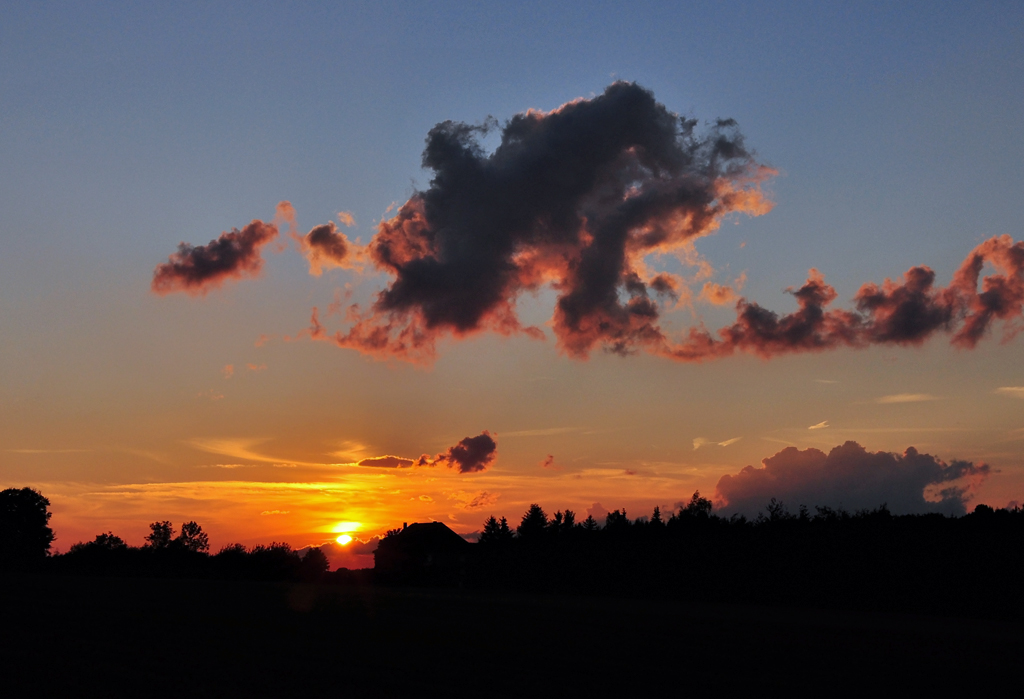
0 487 55 567
517 504 548 541
146 521 174 549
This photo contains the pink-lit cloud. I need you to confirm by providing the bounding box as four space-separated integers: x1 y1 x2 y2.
715 441 991 517
152 202 295 296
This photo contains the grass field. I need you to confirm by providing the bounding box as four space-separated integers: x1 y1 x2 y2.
1 575 1018 696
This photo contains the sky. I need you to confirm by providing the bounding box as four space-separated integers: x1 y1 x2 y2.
2 1 1023 566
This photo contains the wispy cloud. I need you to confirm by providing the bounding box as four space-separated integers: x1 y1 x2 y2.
877 393 941 404
502 427 577 438
808 420 829 430
815 380 839 384
995 387 1024 399
693 437 742 450
189 438 316 467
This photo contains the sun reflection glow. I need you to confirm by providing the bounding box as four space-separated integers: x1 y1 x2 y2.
332 521 361 533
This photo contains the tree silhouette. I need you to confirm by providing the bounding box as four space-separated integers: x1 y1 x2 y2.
0 487 55 567
69 532 128 553
299 547 330 581
176 521 209 553
146 521 174 549
517 504 548 542
680 491 713 518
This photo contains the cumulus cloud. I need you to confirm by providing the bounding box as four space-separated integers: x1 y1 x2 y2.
311 81 774 363
424 431 498 473
152 201 295 296
305 82 1023 364
715 441 991 517
357 455 415 469
296 220 366 276
159 85 1024 366
587 502 610 524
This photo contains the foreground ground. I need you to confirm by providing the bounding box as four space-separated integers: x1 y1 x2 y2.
0 575 1018 696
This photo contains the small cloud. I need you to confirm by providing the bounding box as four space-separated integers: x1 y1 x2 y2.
337 211 356 227
255 334 272 347
429 431 498 473
357 455 415 469
260 510 290 516
198 389 224 401
223 364 235 379
247 363 267 372
877 394 941 404
587 503 609 523
624 469 637 476
447 490 499 510
540 454 561 470
694 437 741 449
419 495 434 502
995 387 1024 399
809 421 829 430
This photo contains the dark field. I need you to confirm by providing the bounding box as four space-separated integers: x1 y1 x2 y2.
1 576 1019 696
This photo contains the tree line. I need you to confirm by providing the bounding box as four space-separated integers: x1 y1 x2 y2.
5 485 1024 618
0 488 343 583
462 493 1024 618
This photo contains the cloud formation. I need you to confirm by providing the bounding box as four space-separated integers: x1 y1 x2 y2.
306 83 1023 364
316 81 774 362
296 220 364 276
423 431 498 473
152 201 295 296
715 441 991 517
447 490 499 509
357 455 415 469
159 85 1024 366
693 436 741 450
662 234 1024 361
995 387 1024 399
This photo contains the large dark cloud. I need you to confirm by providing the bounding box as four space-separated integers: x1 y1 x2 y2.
152 201 295 296
157 85 1024 365
306 82 1023 363
426 431 498 473
715 441 991 517
321 81 774 362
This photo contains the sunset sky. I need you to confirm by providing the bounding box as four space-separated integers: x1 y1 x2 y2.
3 2 1023 567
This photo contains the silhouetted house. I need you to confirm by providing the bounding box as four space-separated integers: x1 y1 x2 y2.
374 522 472 586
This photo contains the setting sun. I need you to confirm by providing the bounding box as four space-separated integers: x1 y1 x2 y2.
336 534 353 545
